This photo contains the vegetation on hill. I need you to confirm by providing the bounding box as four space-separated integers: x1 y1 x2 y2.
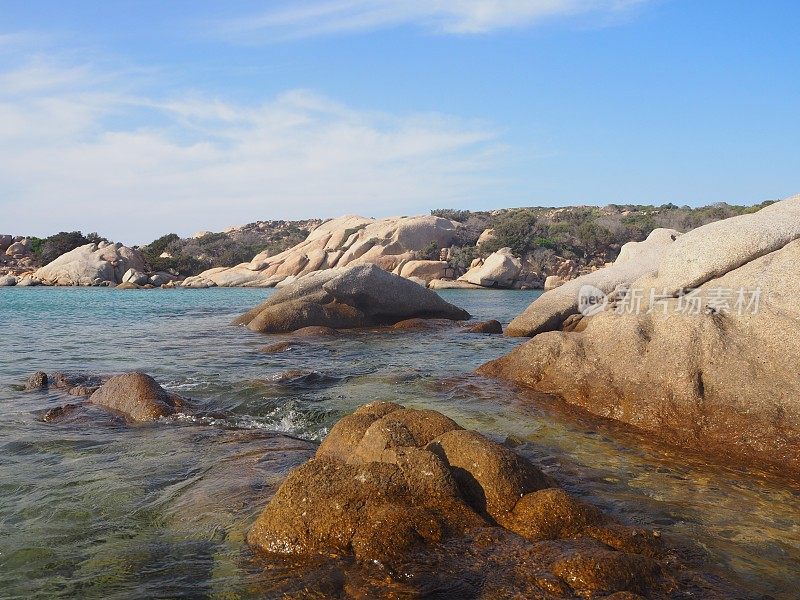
29 231 108 265
433 201 777 274
140 220 320 275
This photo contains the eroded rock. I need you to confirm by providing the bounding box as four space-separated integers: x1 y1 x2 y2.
89 372 186 422
247 404 697 598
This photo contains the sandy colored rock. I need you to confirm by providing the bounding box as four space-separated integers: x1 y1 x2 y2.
186 214 461 287
399 260 449 283
544 275 565 291
33 242 146 286
234 264 470 333
89 372 186 422
459 247 522 288
506 228 681 337
428 278 484 290
0 274 17 286
481 195 800 476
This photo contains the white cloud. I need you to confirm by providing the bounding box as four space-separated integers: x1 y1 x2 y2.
0 60 505 244
216 0 649 41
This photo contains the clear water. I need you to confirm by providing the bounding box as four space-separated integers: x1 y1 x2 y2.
0 287 797 599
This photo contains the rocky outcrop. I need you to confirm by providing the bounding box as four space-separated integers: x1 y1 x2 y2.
506 228 681 337
234 264 470 333
0 274 16 286
459 247 522 288
544 275 564 291
89 372 187 422
33 242 147 286
397 260 452 283
183 215 461 288
247 403 710 598
479 194 800 477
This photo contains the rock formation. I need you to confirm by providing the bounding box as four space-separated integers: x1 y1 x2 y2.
182 215 461 288
506 228 681 337
89 372 187 422
234 264 471 333
33 242 147 286
247 402 718 598
459 247 522 288
479 194 800 477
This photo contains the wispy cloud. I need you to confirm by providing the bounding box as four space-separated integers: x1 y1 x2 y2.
0 57 505 244
216 0 649 42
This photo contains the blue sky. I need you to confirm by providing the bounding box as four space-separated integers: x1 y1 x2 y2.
1 0 798 243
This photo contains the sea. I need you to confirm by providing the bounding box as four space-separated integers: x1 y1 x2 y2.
0 287 797 598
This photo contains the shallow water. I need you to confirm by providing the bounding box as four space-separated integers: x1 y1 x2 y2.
0 287 797 599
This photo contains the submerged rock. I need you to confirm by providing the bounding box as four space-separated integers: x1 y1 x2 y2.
89 372 187 422
234 264 470 333
464 319 503 334
246 403 701 598
480 194 800 477
24 371 48 391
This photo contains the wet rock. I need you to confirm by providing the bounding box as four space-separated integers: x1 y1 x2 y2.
292 325 339 336
89 372 186 422
24 371 48 391
550 546 662 597
390 318 458 331
42 403 80 422
427 428 552 521
258 341 306 354
115 281 140 289
464 319 503 334
248 404 722 598
234 264 470 333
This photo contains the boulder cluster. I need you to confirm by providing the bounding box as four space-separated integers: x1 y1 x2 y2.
247 402 692 598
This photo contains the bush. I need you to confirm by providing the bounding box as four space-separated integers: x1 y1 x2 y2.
35 231 108 264
431 209 471 223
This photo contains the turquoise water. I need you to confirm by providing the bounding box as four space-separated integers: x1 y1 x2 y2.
1 287 798 598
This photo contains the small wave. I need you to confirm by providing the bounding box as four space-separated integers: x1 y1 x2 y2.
168 406 329 441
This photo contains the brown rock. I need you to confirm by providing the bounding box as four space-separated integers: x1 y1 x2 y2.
550 547 662 597
292 325 339 336
89 372 186 422
24 371 48 391
427 429 552 521
464 319 503 334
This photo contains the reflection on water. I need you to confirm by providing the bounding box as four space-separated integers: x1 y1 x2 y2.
0 287 798 598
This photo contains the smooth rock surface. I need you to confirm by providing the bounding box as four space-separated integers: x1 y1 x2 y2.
33 242 147 286
234 264 470 333
506 228 681 337
480 195 800 476
459 247 521 288
183 214 461 287
89 372 186 422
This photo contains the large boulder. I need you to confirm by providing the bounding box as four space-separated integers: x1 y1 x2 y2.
234 264 470 333
0 274 17 286
398 260 449 283
459 247 522 288
506 228 681 337
89 372 186 422
184 214 461 287
479 195 800 476
247 403 698 597
0 234 13 253
5 238 32 258
33 242 146 286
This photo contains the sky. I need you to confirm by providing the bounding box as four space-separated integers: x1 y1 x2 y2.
1 0 798 244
